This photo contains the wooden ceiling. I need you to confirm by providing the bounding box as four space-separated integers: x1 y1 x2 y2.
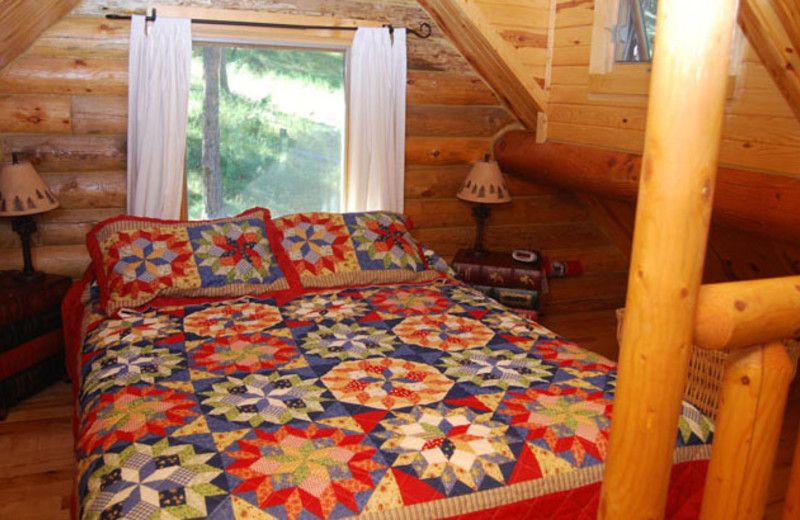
0 0 82 73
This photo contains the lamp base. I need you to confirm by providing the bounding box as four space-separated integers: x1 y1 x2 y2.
11 215 42 283
471 204 491 254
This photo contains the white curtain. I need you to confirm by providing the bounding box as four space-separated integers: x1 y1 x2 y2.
345 27 407 213
127 15 192 219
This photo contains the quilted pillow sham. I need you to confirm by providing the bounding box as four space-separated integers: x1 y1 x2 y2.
88 207 301 314
274 211 442 288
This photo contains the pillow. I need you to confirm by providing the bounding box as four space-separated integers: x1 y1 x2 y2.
88 207 301 314
274 211 441 288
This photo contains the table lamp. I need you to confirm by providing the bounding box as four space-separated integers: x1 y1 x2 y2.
0 154 59 281
456 154 511 254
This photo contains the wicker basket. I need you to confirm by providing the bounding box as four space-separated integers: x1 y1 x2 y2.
615 308 800 420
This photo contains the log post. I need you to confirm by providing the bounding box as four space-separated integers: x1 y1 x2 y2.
699 343 793 520
597 0 738 517
785 421 800 519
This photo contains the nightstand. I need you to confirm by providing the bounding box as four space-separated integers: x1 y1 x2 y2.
0 272 72 419
451 249 543 319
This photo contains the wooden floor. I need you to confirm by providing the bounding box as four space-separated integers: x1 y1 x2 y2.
2 312 797 519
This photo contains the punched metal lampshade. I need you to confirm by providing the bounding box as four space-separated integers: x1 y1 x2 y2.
457 156 511 254
456 158 511 204
0 161 59 216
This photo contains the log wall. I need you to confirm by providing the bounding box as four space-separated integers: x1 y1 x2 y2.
0 0 630 322
548 0 800 178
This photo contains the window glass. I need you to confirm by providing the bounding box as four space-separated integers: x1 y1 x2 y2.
186 44 346 219
615 0 657 62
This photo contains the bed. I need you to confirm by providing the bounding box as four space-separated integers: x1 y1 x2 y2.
65 208 713 520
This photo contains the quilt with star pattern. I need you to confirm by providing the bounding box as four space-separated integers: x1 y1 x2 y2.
72 278 713 520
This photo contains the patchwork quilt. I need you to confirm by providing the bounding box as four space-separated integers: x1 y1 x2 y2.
73 280 713 520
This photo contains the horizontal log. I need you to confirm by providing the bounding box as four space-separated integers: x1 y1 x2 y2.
41 171 126 209
406 137 491 166
0 95 71 133
406 36 474 73
3 135 126 172
406 105 516 138
404 164 557 198
407 70 498 106
0 208 124 248
71 95 127 134
495 132 800 244
0 244 89 279
695 275 800 350
0 56 128 95
28 16 129 58
412 220 613 257
405 194 587 229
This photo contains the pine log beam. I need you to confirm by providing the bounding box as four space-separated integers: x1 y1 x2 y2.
739 0 800 122
417 0 546 129
695 276 800 350
494 132 800 245
0 0 82 73
699 343 793 520
598 0 738 516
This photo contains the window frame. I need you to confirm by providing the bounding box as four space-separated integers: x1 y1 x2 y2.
589 0 744 97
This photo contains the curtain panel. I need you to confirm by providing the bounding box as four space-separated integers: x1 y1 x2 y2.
345 28 407 213
127 16 192 219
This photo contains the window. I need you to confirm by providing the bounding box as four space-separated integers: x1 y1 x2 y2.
615 0 657 63
186 44 347 219
589 0 741 95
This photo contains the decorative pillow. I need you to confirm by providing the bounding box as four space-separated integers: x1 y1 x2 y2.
274 211 441 288
88 207 301 314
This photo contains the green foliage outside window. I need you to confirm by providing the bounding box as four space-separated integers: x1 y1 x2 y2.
186 46 346 219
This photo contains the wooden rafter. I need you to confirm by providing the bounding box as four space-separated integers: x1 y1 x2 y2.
0 0 82 73
739 0 800 121
418 0 547 130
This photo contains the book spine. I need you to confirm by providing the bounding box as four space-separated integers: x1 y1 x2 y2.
473 285 540 309
456 264 542 290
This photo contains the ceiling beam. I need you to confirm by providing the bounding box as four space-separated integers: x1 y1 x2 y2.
739 0 800 121
495 131 800 246
0 0 82 73
418 0 547 130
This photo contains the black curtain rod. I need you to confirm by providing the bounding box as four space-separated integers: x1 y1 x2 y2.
106 9 432 39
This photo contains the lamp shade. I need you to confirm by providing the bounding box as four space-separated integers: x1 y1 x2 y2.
456 158 511 204
0 161 59 216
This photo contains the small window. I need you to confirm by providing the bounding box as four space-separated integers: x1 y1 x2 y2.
186 44 347 219
615 0 657 62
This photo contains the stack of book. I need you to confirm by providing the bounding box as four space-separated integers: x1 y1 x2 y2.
451 249 543 321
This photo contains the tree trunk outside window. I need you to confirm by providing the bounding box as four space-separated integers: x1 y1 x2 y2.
202 46 224 219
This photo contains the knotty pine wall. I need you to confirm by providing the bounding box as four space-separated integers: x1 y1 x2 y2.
0 0 631 320
544 0 800 282
548 0 800 178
